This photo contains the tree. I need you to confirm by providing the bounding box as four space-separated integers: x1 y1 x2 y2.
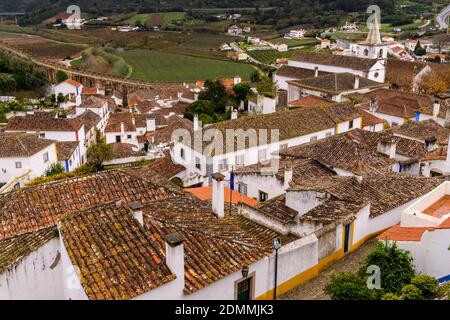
401 284 423 300
57 93 67 104
257 79 277 98
358 242 415 294
135 19 143 28
184 100 219 124
414 41 426 56
250 69 262 83
381 292 401 300
325 272 378 300
233 83 251 106
87 139 115 171
198 80 228 113
56 70 68 83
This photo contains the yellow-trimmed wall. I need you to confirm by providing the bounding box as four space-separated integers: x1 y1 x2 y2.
255 225 384 300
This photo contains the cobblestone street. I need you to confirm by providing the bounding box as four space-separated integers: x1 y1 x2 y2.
281 239 378 300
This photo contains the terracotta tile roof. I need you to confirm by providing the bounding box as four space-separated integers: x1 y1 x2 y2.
363 88 434 111
234 158 336 186
63 79 82 88
145 153 185 179
134 100 160 114
79 95 108 109
385 59 428 88
288 73 385 94
254 195 298 224
346 129 426 159
72 110 101 132
290 52 378 71
142 195 297 294
0 133 55 157
186 186 258 207
288 96 334 108
279 133 396 175
0 170 174 241
149 115 192 146
275 65 328 79
56 141 79 160
58 202 175 300
106 113 166 133
300 200 365 224
0 227 57 273
288 173 442 218
377 224 430 241
392 120 450 143
422 195 450 218
110 143 146 159
6 113 84 132
360 110 386 127
188 104 359 156
81 87 99 95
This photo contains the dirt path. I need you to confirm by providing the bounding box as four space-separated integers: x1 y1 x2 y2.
281 239 377 300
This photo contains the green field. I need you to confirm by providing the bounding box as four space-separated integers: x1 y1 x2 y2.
247 47 315 65
268 37 319 47
127 12 186 27
118 49 255 82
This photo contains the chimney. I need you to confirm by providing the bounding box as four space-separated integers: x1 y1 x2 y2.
165 233 184 281
284 167 293 189
445 106 450 129
432 101 440 121
146 118 156 132
129 201 143 226
120 121 125 134
354 175 363 183
193 114 200 131
314 66 319 77
377 138 396 159
354 75 360 90
131 117 136 126
369 98 378 113
231 109 238 120
211 172 225 218
425 137 437 153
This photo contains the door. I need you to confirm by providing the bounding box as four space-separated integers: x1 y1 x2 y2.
344 223 351 253
116 135 121 143
237 278 252 300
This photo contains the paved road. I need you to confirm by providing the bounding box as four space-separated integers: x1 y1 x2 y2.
437 4 450 30
280 239 377 300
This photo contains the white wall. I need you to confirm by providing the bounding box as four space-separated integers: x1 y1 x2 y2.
0 237 64 300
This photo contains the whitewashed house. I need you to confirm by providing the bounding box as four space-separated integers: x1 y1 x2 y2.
0 133 57 188
53 79 83 107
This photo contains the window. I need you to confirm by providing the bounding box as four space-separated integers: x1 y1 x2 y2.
325 132 332 138
235 154 244 167
39 133 45 138
258 149 267 161
374 72 379 79
15 162 22 169
127 134 132 139
195 157 201 170
236 277 252 300
259 191 268 202
43 152 49 163
378 49 383 58
349 119 354 129
115 135 121 143
219 158 228 171
238 183 247 196
364 48 369 56
180 148 185 160
310 136 318 142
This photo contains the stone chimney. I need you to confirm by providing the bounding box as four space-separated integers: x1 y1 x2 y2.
284 167 293 189
354 75 360 90
193 114 200 131
131 117 136 126
165 233 184 282
146 118 156 132
314 67 319 77
231 109 238 120
377 138 396 159
211 172 225 218
432 101 440 121
120 121 125 134
129 201 143 226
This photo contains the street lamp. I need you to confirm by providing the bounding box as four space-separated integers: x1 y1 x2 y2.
241 265 249 278
272 237 281 300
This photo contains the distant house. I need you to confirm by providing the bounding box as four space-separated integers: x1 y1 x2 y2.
227 51 248 61
53 79 83 107
288 29 306 39
219 43 232 51
320 38 331 49
276 44 288 52
247 36 261 45
341 22 358 31
243 27 251 33
227 25 243 35
406 39 434 53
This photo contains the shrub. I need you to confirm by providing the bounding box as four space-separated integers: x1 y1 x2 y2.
411 275 439 300
381 292 401 300
45 163 65 176
358 242 415 294
325 272 377 300
56 70 68 83
401 284 423 300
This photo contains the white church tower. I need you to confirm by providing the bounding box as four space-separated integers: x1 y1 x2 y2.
357 15 388 60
